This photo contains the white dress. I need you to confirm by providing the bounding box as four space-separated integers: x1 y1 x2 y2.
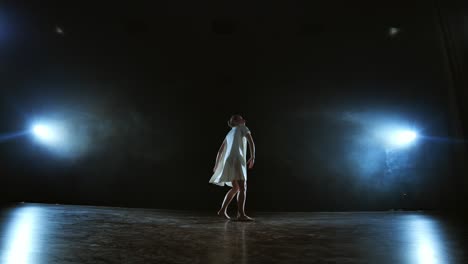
209 124 251 187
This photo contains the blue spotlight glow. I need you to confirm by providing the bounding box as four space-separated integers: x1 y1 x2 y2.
28 113 92 158
30 122 65 146
390 130 418 147
373 125 419 149
32 125 55 142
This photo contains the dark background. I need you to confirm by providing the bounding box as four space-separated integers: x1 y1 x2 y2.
0 0 467 211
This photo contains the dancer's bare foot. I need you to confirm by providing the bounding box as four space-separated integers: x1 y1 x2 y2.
237 214 254 221
217 209 231 220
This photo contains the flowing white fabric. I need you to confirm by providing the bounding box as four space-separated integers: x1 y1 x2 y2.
209 125 251 187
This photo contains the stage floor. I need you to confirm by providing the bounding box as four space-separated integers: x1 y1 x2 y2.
0 203 466 263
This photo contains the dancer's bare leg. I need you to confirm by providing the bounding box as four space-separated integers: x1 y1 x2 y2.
236 180 254 221
217 181 239 219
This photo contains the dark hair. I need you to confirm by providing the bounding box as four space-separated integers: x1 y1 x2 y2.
227 114 243 128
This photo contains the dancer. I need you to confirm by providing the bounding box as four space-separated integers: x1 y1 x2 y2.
209 114 256 221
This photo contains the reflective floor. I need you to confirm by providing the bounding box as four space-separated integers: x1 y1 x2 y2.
0 203 467 263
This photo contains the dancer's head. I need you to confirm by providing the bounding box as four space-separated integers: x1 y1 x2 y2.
228 114 246 127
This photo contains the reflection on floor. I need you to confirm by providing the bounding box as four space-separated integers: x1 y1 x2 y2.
0 203 466 263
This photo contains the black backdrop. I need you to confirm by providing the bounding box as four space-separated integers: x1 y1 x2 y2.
0 0 467 211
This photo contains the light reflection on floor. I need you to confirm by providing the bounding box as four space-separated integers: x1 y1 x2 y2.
406 215 448 264
1 206 40 264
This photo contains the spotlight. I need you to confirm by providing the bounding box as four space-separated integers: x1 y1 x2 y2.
28 118 86 157
393 130 417 145
389 130 418 147
31 123 63 144
374 124 419 149
32 125 54 141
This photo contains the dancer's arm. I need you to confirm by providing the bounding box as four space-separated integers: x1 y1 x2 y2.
246 133 255 169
